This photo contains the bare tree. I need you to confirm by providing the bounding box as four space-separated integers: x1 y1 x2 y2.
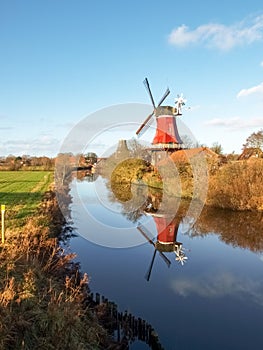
243 129 263 151
180 134 203 149
127 138 151 161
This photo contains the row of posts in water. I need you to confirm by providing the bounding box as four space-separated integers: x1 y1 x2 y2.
90 292 164 349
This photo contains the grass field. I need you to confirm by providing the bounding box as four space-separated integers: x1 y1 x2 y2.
0 171 53 223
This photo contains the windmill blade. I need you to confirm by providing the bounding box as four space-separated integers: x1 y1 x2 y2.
157 87 170 106
137 225 155 246
143 78 156 108
145 249 157 281
158 249 171 267
136 113 155 137
136 79 170 137
135 111 154 136
137 225 171 268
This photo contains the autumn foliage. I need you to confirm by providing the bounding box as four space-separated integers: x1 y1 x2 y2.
206 158 263 211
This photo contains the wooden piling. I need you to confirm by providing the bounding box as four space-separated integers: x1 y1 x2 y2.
89 290 164 349
95 292 100 304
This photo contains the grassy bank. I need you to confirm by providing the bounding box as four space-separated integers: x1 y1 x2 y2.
0 171 109 349
108 157 263 211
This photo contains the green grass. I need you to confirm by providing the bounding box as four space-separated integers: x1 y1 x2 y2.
0 171 53 223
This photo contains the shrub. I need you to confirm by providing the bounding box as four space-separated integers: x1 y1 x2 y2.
206 159 263 211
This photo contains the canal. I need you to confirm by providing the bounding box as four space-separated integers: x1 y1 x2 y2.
67 173 263 349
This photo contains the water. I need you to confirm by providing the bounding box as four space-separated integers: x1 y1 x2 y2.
68 173 263 350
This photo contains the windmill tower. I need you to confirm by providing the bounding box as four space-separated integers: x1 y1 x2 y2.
115 139 130 160
136 78 187 166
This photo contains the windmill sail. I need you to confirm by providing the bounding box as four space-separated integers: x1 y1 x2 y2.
157 87 170 106
137 225 171 267
143 78 156 109
136 111 155 136
145 249 157 281
136 78 170 137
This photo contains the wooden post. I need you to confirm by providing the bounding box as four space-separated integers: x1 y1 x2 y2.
1 205 5 244
95 292 100 304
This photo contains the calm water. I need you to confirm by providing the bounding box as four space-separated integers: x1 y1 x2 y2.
68 173 263 350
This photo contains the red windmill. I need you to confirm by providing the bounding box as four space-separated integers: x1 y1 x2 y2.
137 214 188 281
136 78 187 164
136 190 188 281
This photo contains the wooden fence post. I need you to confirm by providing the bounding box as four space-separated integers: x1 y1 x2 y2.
1 205 5 244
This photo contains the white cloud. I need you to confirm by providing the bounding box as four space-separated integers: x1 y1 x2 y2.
0 126 14 130
168 14 263 50
260 61 263 67
171 273 263 306
237 82 263 98
0 135 60 157
205 117 240 127
204 116 263 130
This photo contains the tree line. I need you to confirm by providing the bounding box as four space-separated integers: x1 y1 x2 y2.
1 129 262 171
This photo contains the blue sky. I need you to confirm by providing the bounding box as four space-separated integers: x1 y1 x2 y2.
0 0 263 156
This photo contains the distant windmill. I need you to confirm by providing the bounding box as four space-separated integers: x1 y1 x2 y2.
136 78 187 154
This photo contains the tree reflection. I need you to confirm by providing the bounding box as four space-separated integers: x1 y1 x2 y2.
109 181 146 223
111 178 263 255
194 207 263 252
75 168 263 255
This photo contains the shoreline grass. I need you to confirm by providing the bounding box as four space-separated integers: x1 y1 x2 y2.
0 168 166 349
0 171 109 349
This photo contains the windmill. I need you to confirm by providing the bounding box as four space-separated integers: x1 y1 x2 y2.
137 217 188 281
137 213 188 281
136 78 187 165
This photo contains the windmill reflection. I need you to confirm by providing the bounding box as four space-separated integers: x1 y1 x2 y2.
75 169 98 182
138 192 188 281
104 170 189 280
